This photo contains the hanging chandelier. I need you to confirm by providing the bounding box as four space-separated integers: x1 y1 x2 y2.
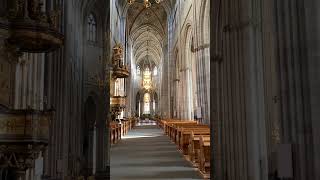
128 0 164 8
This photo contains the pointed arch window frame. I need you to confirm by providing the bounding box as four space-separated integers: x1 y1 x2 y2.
143 92 151 114
87 13 97 42
153 67 158 76
137 65 141 75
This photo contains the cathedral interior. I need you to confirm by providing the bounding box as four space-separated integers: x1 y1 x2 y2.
0 0 320 180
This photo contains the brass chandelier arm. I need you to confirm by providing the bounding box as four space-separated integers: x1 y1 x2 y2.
127 0 164 8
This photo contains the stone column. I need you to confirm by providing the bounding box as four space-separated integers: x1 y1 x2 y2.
304 0 320 179
185 68 192 120
95 85 110 180
161 43 170 118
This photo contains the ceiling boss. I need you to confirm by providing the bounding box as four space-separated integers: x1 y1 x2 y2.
127 0 164 8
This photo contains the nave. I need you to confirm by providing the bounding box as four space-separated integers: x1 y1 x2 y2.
111 120 203 180
1 0 320 179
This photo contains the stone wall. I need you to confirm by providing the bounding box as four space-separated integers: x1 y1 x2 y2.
169 0 210 123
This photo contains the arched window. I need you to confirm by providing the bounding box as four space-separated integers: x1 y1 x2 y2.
143 93 150 114
88 14 97 42
153 67 158 76
137 66 141 75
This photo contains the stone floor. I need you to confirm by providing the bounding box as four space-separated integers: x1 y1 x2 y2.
110 122 203 180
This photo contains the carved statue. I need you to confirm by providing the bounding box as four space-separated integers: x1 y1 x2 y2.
7 0 24 18
48 10 60 29
112 43 124 65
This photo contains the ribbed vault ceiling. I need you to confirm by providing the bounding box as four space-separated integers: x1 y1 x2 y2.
126 2 167 67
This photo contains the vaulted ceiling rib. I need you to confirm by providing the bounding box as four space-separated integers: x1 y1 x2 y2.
126 1 167 67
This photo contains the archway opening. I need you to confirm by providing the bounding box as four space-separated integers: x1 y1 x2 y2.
83 96 97 176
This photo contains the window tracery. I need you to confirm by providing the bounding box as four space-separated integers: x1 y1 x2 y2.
153 67 158 76
137 66 141 75
143 93 151 114
88 14 97 42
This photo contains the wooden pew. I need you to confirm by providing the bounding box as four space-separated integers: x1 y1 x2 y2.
110 122 121 144
122 117 137 135
179 128 210 154
109 117 138 145
130 117 137 129
159 119 175 129
170 123 203 141
165 121 198 137
160 119 211 179
175 124 209 144
199 136 210 176
121 120 130 136
188 133 210 165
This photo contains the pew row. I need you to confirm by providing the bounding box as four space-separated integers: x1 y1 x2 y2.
110 118 137 145
160 119 211 179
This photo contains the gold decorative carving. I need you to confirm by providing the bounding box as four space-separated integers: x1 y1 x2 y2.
48 10 61 29
0 144 46 170
0 111 50 138
28 0 40 19
7 0 24 19
8 27 64 52
111 43 130 78
0 110 52 171
110 96 126 107
110 96 126 116
5 0 64 52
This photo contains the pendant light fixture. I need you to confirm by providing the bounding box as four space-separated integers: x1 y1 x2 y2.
127 0 164 8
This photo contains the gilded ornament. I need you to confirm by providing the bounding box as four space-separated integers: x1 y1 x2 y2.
0 110 51 171
7 0 24 19
48 10 61 29
111 43 130 78
5 0 64 52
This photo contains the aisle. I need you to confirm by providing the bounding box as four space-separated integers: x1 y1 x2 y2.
110 123 203 180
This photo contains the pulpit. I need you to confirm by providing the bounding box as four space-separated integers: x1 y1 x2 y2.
0 108 53 179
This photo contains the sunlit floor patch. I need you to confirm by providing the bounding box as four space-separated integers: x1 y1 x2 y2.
122 134 162 139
